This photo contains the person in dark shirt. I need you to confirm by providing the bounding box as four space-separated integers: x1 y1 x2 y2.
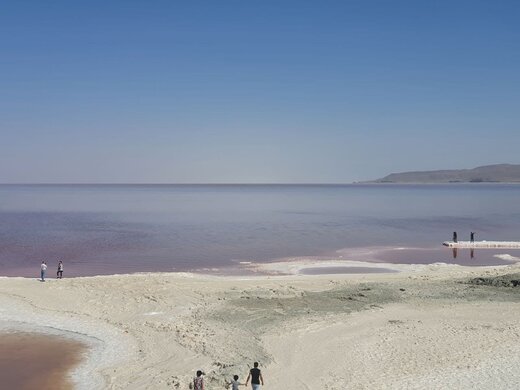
245 362 264 389
470 232 475 243
57 260 64 279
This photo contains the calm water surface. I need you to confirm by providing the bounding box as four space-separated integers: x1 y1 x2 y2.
1 184 520 276
0 332 85 390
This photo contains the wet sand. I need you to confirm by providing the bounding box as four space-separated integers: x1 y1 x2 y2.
338 246 520 266
299 266 398 274
0 332 86 390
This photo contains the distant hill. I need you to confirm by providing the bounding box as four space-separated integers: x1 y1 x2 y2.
369 164 520 183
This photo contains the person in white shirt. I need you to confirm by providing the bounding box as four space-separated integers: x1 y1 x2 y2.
40 261 47 281
40 261 47 282
227 375 244 390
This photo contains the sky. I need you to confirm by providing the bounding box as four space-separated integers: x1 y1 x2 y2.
1 0 519 183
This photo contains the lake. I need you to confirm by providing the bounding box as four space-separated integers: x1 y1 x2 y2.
1 184 520 276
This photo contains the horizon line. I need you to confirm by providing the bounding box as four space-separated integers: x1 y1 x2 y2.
0 182 361 186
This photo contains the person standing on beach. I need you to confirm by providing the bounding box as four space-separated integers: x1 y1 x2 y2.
191 370 204 390
57 260 64 279
453 231 458 242
470 232 475 243
40 261 47 281
245 362 264 389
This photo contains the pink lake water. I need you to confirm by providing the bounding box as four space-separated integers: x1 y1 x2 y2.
1 184 520 277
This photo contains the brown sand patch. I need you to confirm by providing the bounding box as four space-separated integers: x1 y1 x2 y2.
0 332 86 390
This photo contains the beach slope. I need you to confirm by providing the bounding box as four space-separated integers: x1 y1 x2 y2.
1 264 520 389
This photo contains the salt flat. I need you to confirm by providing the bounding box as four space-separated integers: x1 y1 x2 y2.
1 262 520 389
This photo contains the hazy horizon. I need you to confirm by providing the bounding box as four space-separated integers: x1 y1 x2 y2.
2 162 518 185
1 1 519 183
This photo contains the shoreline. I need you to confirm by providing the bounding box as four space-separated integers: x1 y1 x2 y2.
4 242 519 279
0 290 136 390
1 262 520 389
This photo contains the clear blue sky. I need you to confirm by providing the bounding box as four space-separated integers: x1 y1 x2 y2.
1 0 519 183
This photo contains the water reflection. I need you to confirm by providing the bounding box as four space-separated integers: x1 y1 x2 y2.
450 248 476 260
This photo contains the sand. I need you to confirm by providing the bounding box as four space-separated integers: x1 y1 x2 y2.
1 260 520 389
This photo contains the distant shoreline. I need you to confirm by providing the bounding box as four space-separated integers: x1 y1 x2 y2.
366 163 520 184
3 182 520 186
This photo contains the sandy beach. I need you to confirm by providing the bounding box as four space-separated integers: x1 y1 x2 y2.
1 261 520 389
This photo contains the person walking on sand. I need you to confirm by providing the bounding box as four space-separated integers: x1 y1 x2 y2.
470 232 475 243
245 362 264 390
57 260 64 279
453 231 458 243
40 261 47 281
227 374 244 390
191 370 204 390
